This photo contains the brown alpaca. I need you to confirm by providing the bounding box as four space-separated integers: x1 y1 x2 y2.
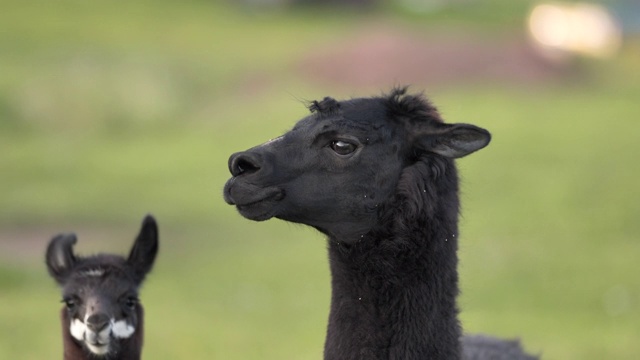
46 215 158 360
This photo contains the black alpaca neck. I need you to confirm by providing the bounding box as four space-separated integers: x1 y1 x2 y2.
61 307 144 360
324 158 462 360
222 89 537 359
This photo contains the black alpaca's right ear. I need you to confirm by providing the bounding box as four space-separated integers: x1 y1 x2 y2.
127 214 159 284
413 123 491 159
45 233 77 285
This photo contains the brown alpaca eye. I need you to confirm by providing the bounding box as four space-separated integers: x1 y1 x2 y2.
125 297 138 309
330 140 356 155
62 298 76 310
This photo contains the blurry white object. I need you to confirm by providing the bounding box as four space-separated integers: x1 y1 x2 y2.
528 2 622 59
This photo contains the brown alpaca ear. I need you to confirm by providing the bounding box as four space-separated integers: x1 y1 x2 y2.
127 215 159 284
45 234 77 285
414 123 491 159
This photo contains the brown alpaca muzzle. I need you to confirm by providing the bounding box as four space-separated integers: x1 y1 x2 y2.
69 311 136 356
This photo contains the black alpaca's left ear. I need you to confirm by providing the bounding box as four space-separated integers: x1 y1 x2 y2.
46 233 78 285
127 214 159 284
414 123 491 159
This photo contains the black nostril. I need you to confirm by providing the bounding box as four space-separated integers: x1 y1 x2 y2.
86 313 110 332
237 158 259 174
229 152 261 177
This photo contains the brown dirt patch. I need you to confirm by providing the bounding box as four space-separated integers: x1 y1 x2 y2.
297 24 570 88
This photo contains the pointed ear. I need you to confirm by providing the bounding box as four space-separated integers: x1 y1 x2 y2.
414 123 491 158
127 215 159 284
46 233 77 285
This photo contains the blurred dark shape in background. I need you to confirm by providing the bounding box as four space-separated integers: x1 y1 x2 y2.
611 0 640 34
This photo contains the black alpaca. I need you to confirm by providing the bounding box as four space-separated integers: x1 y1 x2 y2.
224 88 537 359
46 215 158 360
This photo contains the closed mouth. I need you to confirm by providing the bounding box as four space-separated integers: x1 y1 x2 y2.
85 334 109 347
224 176 284 206
85 341 110 355
88 341 107 347
236 189 284 209
234 189 284 221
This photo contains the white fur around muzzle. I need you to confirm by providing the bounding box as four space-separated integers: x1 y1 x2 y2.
70 316 135 355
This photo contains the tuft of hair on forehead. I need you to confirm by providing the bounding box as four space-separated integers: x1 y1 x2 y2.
79 268 106 278
384 86 444 125
308 96 341 116
70 254 132 280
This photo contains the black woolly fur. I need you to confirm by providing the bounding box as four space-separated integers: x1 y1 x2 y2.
224 88 537 360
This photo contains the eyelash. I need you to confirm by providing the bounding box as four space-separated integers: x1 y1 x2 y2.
62 297 78 310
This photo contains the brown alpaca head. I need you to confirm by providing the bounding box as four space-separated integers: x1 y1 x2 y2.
46 215 158 358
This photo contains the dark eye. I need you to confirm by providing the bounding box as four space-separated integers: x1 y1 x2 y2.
125 297 138 309
330 140 357 156
62 298 77 310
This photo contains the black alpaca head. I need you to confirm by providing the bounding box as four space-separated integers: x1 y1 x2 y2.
45 215 158 358
223 88 539 360
224 87 490 242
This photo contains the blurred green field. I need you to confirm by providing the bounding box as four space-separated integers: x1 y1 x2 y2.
1 1 639 359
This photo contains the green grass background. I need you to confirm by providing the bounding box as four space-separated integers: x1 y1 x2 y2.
1 1 638 359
